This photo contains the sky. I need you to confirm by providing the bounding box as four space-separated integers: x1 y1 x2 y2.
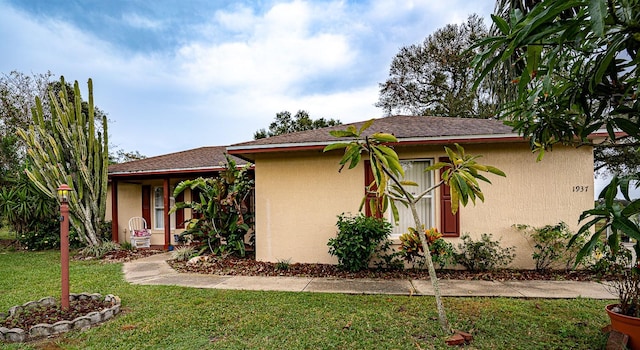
0 0 496 158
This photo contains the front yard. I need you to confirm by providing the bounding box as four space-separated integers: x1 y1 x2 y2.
0 250 610 349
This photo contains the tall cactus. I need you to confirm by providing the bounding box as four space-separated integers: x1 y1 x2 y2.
17 76 108 246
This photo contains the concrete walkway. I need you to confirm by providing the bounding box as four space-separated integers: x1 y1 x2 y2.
122 253 617 299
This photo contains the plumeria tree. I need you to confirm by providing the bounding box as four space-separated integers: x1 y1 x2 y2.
324 120 505 333
471 0 640 263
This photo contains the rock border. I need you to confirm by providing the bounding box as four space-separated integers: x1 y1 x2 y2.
0 293 121 343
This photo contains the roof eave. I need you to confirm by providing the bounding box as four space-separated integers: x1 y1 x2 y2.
227 133 525 156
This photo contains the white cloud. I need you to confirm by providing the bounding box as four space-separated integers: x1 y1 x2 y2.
0 0 498 156
177 1 353 94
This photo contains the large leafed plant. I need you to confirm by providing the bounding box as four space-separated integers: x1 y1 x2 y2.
324 120 505 333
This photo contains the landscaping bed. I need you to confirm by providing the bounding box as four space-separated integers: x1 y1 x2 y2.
0 293 121 343
166 254 607 281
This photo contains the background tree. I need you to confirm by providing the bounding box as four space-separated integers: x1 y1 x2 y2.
376 14 497 118
324 121 505 333
109 149 146 164
254 110 341 139
17 76 109 246
0 71 54 183
473 0 639 259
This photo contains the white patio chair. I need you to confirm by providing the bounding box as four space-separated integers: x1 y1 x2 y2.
129 217 151 248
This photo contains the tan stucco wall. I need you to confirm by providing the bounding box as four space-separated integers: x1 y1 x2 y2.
253 151 364 264
106 182 141 243
253 142 595 269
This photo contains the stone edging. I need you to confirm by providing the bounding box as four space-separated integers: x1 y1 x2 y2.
0 293 121 343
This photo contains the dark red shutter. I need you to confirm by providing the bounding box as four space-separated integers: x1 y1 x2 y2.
176 191 185 229
439 157 460 237
141 185 151 227
191 188 202 220
364 160 383 218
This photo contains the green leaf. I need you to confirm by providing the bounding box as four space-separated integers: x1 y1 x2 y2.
588 0 607 37
371 132 398 143
485 166 506 177
329 130 357 138
491 14 510 35
525 44 542 79
425 162 449 171
358 119 375 134
323 143 351 152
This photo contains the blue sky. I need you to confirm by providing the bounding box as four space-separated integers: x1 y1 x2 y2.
0 0 496 157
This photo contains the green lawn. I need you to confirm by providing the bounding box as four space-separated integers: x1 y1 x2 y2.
0 250 610 349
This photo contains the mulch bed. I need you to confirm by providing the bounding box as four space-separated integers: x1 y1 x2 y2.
166 254 607 282
2 299 112 331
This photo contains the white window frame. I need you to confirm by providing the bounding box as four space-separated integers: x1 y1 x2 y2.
388 159 435 238
153 186 176 230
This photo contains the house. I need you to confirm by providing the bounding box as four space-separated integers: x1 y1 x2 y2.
226 115 597 269
106 146 251 249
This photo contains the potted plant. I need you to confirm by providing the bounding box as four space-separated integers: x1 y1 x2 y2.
604 255 640 349
573 176 640 348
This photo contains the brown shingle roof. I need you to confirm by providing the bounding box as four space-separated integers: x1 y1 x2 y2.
228 115 517 153
108 146 249 175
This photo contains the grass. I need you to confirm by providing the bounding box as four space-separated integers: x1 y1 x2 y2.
0 250 611 349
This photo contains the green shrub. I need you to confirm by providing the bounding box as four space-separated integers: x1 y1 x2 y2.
372 239 404 270
120 241 135 251
171 246 196 262
78 241 120 259
455 233 515 271
514 222 575 271
590 242 634 276
16 218 60 251
275 258 292 271
398 227 455 269
327 213 393 272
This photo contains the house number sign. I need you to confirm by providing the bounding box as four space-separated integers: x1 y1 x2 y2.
572 185 589 192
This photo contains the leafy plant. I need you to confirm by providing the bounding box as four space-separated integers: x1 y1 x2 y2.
455 233 515 272
399 227 455 269
327 213 393 272
372 239 404 270
77 241 120 259
172 155 254 257
324 120 505 333
171 246 196 262
16 218 60 251
0 173 57 237
119 240 135 251
275 258 292 271
514 222 577 271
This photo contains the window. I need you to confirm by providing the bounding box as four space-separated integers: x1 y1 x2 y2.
153 186 176 230
389 160 434 237
154 187 164 229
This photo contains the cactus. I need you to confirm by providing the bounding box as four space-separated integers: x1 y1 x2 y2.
17 76 108 246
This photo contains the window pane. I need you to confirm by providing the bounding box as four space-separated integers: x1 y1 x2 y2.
391 160 433 236
154 187 164 229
